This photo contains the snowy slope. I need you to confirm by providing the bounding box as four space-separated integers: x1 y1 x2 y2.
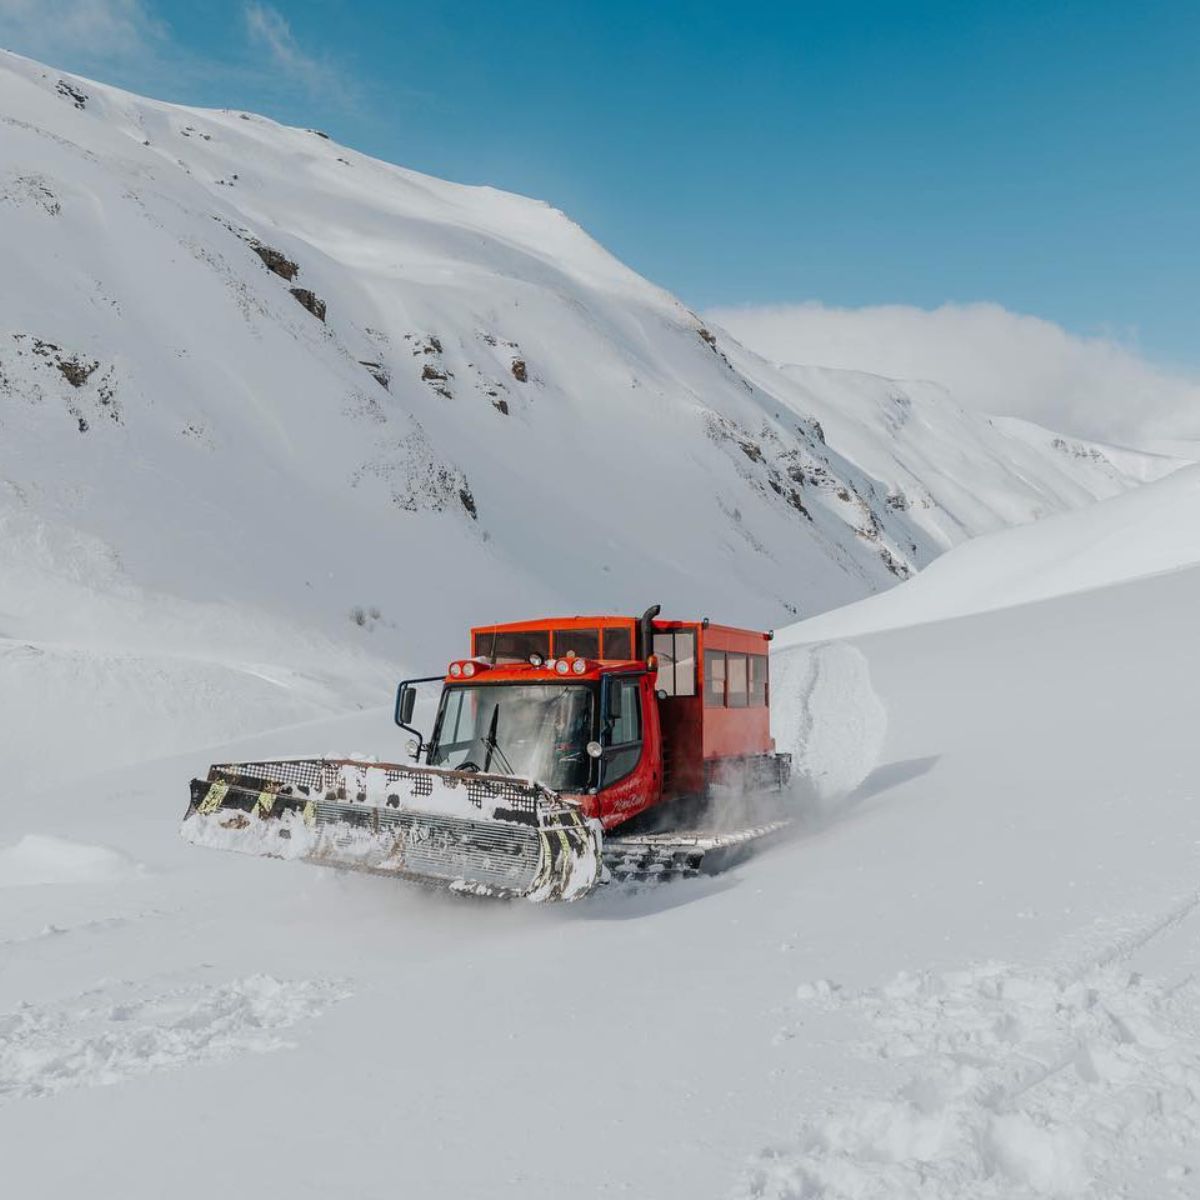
0 46 939 661
778 462 1200 643
1142 438 1200 462
5 471 1200 1200
0 46 927 797
0 485 399 792
0 46 1174 662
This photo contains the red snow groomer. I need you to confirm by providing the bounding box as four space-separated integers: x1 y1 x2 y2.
181 606 791 901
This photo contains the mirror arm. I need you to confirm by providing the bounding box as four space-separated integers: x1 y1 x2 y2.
394 674 445 757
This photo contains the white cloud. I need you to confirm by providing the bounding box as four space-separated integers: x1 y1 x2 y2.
243 2 350 107
0 0 164 62
707 301 1200 448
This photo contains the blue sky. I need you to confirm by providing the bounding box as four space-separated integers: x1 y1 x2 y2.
3 0 1197 366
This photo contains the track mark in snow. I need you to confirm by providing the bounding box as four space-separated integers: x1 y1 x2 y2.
747 961 1200 1198
1077 886 1200 978
0 974 351 1104
0 911 159 950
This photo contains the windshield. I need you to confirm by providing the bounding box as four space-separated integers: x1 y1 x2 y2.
428 683 596 792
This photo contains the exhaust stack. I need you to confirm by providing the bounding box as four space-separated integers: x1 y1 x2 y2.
638 603 661 662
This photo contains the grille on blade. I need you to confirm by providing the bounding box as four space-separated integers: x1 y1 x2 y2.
312 800 541 892
208 760 543 822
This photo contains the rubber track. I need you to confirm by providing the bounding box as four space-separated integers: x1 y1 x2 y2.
602 820 792 884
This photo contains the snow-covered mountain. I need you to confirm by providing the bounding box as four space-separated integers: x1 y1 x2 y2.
0 47 1176 678
0 49 908 658
760 363 1179 549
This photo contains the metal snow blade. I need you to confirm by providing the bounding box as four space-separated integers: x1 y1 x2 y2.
181 758 602 902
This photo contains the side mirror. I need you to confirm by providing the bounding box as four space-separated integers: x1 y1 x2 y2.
396 684 417 726
586 741 603 759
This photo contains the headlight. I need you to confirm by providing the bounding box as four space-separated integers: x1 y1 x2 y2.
462 662 476 677
554 659 570 675
529 653 545 667
449 662 462 677
572 658 587 674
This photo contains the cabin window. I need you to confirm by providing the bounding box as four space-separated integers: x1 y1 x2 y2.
704 650 726 707
602 625 633 660
652 629 696 697
727 654 749 708
475 629 551 663
704 649 768 707
430 683 594 791
603 676 642 785
749 654 768 706
554 628 599 659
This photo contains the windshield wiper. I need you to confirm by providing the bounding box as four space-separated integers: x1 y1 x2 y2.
482 705 517 777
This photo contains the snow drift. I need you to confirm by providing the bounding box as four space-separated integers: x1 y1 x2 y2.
779 462 1200 643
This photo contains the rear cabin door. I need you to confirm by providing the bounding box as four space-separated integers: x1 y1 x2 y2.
652 627 702 799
